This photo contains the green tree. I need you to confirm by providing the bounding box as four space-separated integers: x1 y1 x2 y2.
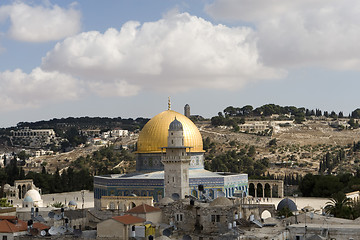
324 192 352 219
52 202 65 208
0 198 12 207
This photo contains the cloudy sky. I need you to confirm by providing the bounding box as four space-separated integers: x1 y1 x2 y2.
1 0 360 127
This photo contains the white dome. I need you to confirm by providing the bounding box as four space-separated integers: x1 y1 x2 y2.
4 184 11 189
24 189 42 202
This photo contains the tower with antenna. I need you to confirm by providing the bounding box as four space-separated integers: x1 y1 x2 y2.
184 104 190 118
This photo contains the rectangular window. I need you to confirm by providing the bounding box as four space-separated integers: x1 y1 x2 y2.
211 215 216 222
3 236 7 240
216 215 220 222
176 213 184 222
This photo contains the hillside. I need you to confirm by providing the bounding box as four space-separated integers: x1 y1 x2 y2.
198 119 360 178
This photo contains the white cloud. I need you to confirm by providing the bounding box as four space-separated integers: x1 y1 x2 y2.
205 0 360 70
41 12 284 94
0 2 81 42
0 68 81 111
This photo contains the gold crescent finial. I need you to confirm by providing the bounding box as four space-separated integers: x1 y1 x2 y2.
168 97 171 110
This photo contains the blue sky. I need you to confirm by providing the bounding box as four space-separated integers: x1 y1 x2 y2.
1 0 360 127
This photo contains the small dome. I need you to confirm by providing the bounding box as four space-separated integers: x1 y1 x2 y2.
169 118 183 131
23 196 33 202
277 198 297 212
209 197 232 207
24 189 42 202
4 184 11 189
68 200 77 206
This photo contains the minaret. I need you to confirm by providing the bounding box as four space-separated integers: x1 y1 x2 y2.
161 118 191 199
184 104 190 118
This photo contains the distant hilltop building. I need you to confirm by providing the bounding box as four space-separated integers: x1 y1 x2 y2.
184 104 190 118
93 100 248 210
10 127 56 148
11 127 55 138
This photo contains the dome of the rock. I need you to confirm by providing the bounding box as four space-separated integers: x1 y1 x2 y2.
137 110 203 153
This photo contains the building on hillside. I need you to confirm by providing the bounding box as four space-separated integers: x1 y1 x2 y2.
111 129 129 138
346 190 360 202
10 127 56 148
93 101 248 209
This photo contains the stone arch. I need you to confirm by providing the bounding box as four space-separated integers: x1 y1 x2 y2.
264 183 271 198
21 185 26 198
256 183 263 198
18 185 21 199
248 180 284 198
131 202 136 208
248 183 255 197
272 184 279 198
261 210 272 219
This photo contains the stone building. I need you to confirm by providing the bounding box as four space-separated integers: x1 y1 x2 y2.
10 127 56 148
160 197 244 239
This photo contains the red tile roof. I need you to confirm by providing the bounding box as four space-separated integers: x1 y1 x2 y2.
0 216 17 220
0 220 27 233
112 215 145 225
33 222 50 230
126 204 161 214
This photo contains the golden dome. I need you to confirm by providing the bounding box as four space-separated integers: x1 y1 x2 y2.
137 110 203 153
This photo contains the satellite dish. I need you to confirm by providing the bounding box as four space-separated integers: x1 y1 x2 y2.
30 228 39 236
183 234 192 240
54 214 62 220
163 228 172 237
218 191 225 197
58 226 66 234
40 230 46 236
171 193 180 201
48 212 55 218
48 226 58 235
